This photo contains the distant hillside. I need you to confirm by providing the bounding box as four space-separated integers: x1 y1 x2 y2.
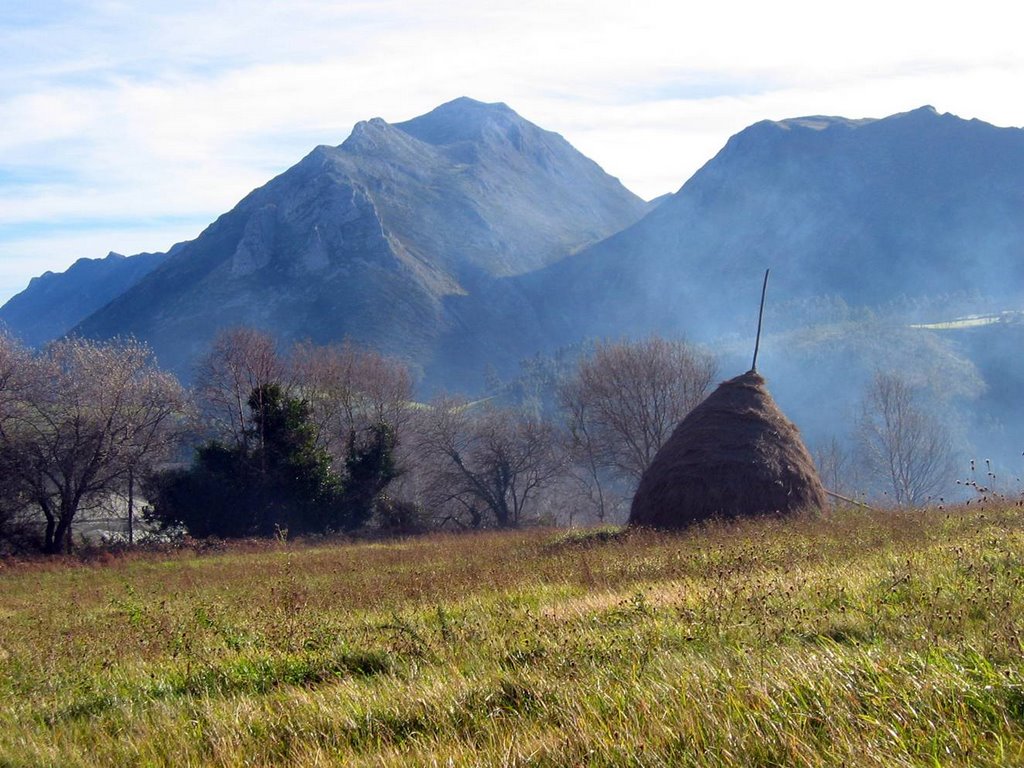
0 250 170 347
70 97 648 377
437 106 1024 386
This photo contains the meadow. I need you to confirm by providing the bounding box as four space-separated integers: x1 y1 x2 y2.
3 504 1024 766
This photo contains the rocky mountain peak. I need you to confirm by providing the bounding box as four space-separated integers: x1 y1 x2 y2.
395 97 525 146
902 104 939 117
51 98 647 379
340 116 403 152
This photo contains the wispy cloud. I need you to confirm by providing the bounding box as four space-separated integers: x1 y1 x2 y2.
1 0 1022 301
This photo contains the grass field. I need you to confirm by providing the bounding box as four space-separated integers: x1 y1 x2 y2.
3 505 1024 766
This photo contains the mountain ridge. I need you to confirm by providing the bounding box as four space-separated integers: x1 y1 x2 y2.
6 101 1023 414
64 97 648 377
428 105 1024 387
0 249 172 346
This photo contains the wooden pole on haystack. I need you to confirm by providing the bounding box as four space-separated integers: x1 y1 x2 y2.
751 268 770 372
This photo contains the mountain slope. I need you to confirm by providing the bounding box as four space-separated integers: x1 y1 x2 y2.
71 97 648 377
438 106 1024 384
0 250 170 347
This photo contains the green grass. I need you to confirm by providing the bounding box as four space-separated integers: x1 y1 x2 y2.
3 506 1024 766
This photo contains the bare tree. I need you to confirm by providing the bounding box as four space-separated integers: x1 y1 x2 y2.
417 400 564 529
559 381 608 521
289 339 413 461
0 334 32 544
559 336 717 490
0 337 187 553
814 435 856 498
856 371 957 506
195 327 284 449
0 333 31 444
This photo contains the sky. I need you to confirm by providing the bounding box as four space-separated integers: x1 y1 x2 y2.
1 0 1022 304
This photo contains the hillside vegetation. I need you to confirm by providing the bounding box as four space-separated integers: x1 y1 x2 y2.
3 504 1024 766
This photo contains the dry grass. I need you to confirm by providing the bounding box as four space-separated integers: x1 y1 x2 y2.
3 505 1024 766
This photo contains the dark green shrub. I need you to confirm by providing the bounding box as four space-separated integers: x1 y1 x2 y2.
149 384 373 537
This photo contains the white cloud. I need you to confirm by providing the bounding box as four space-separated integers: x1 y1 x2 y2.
1 0 1023 302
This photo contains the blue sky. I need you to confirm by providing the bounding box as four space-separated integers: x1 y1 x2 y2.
1 0 1022 303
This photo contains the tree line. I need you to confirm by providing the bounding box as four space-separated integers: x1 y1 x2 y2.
0 327 962 555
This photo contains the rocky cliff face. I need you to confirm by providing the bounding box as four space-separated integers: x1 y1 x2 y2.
68 97 648 377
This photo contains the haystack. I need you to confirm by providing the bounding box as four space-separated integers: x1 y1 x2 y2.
629 369 826 529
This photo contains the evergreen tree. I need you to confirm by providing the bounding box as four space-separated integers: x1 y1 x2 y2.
151 384 380 537
343 422 399 530
248 384 347 534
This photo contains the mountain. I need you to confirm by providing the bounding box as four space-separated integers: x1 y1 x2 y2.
69 97 648 377
0 250 170 347
437 106 1024 384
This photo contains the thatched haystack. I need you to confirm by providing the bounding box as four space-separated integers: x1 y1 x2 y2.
629 369 826 529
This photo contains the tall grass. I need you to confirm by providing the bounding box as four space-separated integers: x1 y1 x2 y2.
2 506 1024 766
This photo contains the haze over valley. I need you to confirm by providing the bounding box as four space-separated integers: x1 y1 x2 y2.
3 98 1022 497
